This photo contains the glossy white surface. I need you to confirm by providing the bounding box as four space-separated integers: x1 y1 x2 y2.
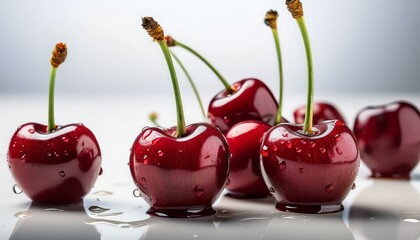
0 93 419 240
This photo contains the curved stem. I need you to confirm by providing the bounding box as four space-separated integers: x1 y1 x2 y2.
149 112 161 127
272 29 284 125
174 40 234 93
48 67 57 132
170 51 207 120
296 17 314 134
158 41 186 137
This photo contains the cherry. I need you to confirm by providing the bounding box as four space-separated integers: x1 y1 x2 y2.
130 17 230 218
294 101 346 125
353 101 420 179
260 0 359 213
7 43 102 204
165 36 278 133
225 10 287 198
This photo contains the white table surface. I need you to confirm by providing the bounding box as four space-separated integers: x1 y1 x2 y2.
1 92 419 240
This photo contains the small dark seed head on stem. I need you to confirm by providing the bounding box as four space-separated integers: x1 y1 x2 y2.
142 17 164 41
265 10 279 30
286 0 304 19
165 36 176 47
50 42 67 68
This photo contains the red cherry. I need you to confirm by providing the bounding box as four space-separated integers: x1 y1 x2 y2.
208 78 278 133
7 123 102 204
353 101 420 179
260 120 359 213
294 101 346 125
129 123 230 217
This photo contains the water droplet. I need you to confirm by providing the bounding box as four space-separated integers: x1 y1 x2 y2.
179 149 183 153
54 152 59 157
351 183 356 190
307 153 311 158
12 142 16 148
279 140 285 145
141 177 146 182
301 140 307 145
335 120 345 126
133 189 141 198
295 147 301 153
13 184 23 194
157 150 164 157
286 141 293 149
61 136 69 142
194 186 204 197
88 206 110 214
21 154 27 160
64 151 69 156
14 211 32 219
59 171 65 177
282 132 288 137
335 147 343 155
21 144 25 148
226 178 231 186
279 161 286 170
273 145 278 152
310 142 316 148
204 155 211 159
81 142 85 147
299 168 304 174
269 187 275 193
325 184 334 193
223 116 230 124
99 168 103 175
261 145 268 157
334 134 341 140
47 153 52 157
320 148 326 153
28 129 35 134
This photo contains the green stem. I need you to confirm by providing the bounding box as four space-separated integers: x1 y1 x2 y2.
272 29 284 125
296 17 313 134
48 67 57 132
158 41 186 137
170 50 207 120
174 41 234 93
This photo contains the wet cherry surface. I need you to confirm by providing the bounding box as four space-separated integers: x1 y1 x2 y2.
260 120 360 214
7 123 102 204
129 123 230 218
207 78 278 133
354 101 420 179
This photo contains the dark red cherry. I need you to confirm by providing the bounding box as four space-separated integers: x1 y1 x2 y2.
294 101 346 125
129 123 230 218
7 123 102 204
353 101 420 179
260 120 359 213
208 78 278 133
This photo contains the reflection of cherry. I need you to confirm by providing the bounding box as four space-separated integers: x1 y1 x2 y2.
353 101 420 179
7 43 102 204
9 201 100 240
349 180 420 240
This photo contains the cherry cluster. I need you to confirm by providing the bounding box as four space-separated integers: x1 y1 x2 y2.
6 0 420 218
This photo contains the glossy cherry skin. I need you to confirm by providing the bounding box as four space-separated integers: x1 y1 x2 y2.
353 101 420 179
260 120 359 214
208 78 278 133
294 101 346 125
129 123 230 218
225 118 288 198
7 123 102 204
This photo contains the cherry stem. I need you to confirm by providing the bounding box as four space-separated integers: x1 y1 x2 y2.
48 42 67 132
142 17 186 137
149 112 161 127
48 67 57 132
170 39 234 94
296 17 314 134
170 50 207 120
265 10 284 125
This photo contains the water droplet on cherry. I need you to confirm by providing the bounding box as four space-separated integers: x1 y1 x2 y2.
141 177 146 182
320 148 326 153
325 184 334 193
47 153 52 157
269 187 275 193
273 145 278 152
295 147 301 153
157 150 163 157
59 171 65 177
301 140 307 145
226 178 231 186
279 140 285 145
286 141 293 149
261 145 268 157
179 149 183 153
223 116 230 124
310 142 316 148
21 154 27 160
61 136 69 142
279 161 286 170
13 184 23 194
194 186 204 197
14 211 32 219
28 129 35 134
54 152 59 157
335 147 343 155
282 132 288 137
